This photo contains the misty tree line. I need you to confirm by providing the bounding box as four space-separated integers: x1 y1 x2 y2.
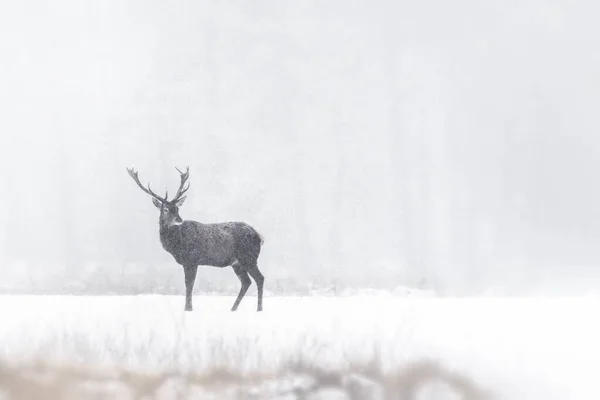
1 1 599 295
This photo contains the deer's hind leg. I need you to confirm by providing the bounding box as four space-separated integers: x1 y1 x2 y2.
246 264 264 312
231 262 251 311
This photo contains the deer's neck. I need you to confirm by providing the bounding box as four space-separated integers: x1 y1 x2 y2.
159 212 182 229
159 222 183 254
159 218 182 234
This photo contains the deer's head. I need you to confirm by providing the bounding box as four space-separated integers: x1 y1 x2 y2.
127 166 190 227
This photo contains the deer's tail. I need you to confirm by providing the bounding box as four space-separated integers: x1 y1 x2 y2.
258 232 265 246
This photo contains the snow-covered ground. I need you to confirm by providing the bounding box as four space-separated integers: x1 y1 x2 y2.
0 294 598 399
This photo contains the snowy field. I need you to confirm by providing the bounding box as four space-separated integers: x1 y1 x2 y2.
0 294 599 399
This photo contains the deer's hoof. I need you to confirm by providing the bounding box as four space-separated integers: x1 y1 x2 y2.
184 306 193 312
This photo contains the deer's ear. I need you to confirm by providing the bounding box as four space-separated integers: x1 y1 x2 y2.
175 196 187 207
152 198 162 208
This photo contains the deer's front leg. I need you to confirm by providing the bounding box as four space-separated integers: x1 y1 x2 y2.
183 264 198 311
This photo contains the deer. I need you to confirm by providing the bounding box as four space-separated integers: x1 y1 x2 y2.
126 166 265 312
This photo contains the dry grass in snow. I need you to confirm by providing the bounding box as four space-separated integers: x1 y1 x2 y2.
0 294 599 399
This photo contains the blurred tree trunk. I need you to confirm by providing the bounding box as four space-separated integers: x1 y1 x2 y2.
379 27 421 281
0 135 25 261
329 108 346 268
55 131 81 276
274 47 316 272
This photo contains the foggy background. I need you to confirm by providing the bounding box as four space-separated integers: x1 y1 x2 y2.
0 0 599 296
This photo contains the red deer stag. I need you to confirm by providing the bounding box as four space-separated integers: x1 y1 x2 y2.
126 166 265 312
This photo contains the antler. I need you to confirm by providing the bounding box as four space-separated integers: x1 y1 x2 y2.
126 167 169 204
172 166 190 202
